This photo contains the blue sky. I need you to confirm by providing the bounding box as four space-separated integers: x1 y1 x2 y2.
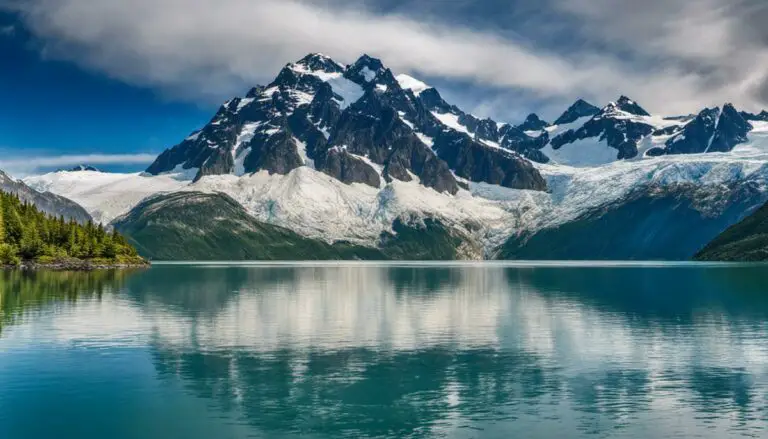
0 12 212 175
1 0 767 176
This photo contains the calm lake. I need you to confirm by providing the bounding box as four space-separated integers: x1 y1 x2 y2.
2 263 768 438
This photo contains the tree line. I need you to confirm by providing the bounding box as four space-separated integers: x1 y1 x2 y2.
0 190 141 265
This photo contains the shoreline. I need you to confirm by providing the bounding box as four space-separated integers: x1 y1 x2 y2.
2 260 151 271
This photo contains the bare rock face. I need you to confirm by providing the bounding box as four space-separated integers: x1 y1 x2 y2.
320 149 381 188
648 104 752 156
432 131 548 191
242 130 305 176
383 136 459 195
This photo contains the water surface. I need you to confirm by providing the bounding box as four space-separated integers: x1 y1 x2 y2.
2 263 768 438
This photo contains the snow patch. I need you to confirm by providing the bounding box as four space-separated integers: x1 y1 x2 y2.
327 76 365 110
544 116 593 138
186 131 201 142
541 138 619 167
360 66 377 82
236 97 255 111
480 139 505 151
288 63 364 110
234 122 262 158
233 148 251 176
294 137 314 169
396 74 430 96
432 111 471 135
416 133 434 148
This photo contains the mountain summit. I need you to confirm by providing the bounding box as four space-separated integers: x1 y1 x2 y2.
615 96 650 116
145 53 547 193
553 99 600 125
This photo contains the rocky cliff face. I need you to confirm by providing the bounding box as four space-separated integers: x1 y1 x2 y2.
648 104 752 156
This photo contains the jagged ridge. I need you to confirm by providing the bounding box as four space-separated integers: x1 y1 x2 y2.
145 53 548 194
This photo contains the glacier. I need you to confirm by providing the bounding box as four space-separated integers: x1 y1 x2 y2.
23 122 768 256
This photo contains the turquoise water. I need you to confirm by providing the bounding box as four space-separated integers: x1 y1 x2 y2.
2 263 768 438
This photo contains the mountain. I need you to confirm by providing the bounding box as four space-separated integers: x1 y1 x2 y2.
695 200 768 261
68 165 101 172
22 53 768 261
0 170 92 223
145 53 547 194
114 192 481 260
498 180 765 260
517 113 549 132
552 99 600 125
113 191 371 260
647 104 752 156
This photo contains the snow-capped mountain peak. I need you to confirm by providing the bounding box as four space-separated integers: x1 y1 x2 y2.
517 113 550 132
614 95 651 116
346 54 386 83
292 53 344 75
142 52 768 196
553 99 601 125
67 164 101 172
145 53 547 195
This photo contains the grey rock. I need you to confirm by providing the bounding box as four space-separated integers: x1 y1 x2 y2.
553 99 600 125
664 104 751 155
321 149 381 188
516 113 549 132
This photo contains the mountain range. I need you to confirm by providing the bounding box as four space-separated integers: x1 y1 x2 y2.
18 53 768 260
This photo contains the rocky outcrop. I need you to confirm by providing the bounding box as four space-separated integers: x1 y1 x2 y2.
614 95 650 116
320 149 381 188
553 99 600 125
433 131 547 191
242 129 304 176
516 113 549 131
383 137 459 194
649 104 752 156
68 165 101 172
741 110 768 122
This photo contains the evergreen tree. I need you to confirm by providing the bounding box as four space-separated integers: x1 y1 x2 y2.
0 198 4 244
0 190 143 265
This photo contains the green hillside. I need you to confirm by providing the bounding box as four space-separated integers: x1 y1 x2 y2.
695 201 768 261
114 191 474 261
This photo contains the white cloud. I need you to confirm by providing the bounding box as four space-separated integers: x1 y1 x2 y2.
2 0 767 116
0 153 157 176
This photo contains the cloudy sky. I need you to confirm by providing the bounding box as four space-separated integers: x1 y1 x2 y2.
1 0 767 174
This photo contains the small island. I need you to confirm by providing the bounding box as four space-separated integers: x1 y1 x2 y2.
0 190 147 270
